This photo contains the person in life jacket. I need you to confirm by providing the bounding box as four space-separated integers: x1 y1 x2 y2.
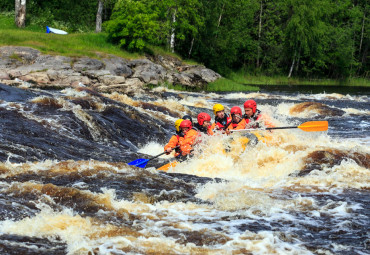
178 120 199 156
243 100 274 129
210 104 231 132
193 112 214 135
164 119 198 158
164 119 184 157
227 106 246 130
182 115 193 124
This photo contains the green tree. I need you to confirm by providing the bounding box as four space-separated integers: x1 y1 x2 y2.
105 0 203 52
191 0 259 75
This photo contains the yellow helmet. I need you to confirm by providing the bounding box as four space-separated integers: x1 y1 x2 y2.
174 119 184 132
213 103 224 115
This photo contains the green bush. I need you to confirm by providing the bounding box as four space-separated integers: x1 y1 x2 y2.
104 0 167 51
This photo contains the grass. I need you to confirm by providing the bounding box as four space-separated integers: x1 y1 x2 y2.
0 13 140 60
147 78 259 92
206 78 259 92
228 70 370 87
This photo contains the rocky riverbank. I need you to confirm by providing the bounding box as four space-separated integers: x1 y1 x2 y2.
0 46 221 94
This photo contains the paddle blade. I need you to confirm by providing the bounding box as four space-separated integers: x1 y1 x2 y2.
298 121 328 132
128 158 149 168
157 161 179 172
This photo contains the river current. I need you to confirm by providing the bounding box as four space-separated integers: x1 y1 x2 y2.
0 83 369 255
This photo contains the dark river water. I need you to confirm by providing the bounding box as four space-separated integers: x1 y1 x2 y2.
0 83 369 255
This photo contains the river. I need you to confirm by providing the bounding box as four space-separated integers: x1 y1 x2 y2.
0 83 369 254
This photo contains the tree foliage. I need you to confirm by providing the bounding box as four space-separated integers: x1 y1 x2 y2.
3 0 369 78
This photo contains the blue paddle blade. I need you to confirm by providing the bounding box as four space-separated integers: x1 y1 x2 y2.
128 158 149 168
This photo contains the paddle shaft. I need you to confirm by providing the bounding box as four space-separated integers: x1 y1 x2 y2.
232 127 290 132
232 121 328 132
149 145 180 160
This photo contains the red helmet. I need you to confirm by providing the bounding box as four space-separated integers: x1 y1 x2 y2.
230 106 242 116
179 119 192 129
197 112 211 126
244 100 257 113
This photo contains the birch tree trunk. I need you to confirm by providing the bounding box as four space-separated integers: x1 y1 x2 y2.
169 8 177 53
257 0 263 68
15 0 26 28
217 3 225 28
288 51 296 78
95 0 104 33
188 37 194 58
215 3 225 39
359 12 365 53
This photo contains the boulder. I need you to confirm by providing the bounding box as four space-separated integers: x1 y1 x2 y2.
98 75 126 85
1 46 222 93
73 58 104 72
103 57 132 77
96 78 144 95
132 63 166 83
183 66 221 83
19 72 50 85
0 46 40 64
34 55 72 70
0 70 10 80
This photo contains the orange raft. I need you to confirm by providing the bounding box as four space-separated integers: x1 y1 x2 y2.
157 131 273 172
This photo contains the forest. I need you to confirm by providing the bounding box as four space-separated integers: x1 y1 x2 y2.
1 0 369 79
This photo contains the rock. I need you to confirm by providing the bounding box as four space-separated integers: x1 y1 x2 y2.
48 73 90 87
183 66 221 83
155 55 182 70
47 70 79 81
128 59 153 67
0 70 10 80
0 46 41 64
98 75 126 85
34 55 72 70
73 58 104 72
19 72 50 85
172 73 195 87
96 78 144 95
103 57 132 77
7 65 51 78
0 57 21 69
132 63 166 83
82 70 112 79
1 46 222 93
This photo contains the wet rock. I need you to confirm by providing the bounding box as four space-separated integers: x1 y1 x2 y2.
290 102 345 117
298 149 370 176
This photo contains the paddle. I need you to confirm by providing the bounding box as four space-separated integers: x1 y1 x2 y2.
128 146 179 168
232 121 328 132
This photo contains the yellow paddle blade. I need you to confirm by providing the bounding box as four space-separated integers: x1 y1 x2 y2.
298 121 328 132
157 161 179 172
